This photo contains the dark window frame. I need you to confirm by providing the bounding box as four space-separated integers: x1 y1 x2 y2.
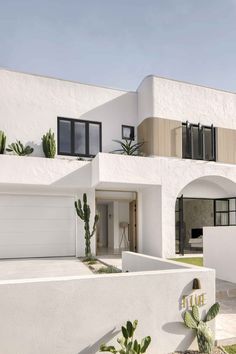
214 197 236 226
122 125 135 140
182 122 216 161
57 117 102 157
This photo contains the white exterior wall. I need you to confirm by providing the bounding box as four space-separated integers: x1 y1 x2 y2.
2 153 236 258
0 69 137 156
138 75 236 128
0 255 215 354
2 70 236 259
204 226 236 283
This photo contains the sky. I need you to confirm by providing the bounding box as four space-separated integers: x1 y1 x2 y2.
0 0 236 92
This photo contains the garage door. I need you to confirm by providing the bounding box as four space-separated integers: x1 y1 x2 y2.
0 195 76 258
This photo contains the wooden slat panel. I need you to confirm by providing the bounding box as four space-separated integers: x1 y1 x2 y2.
217 127 236 164
138 117 182 157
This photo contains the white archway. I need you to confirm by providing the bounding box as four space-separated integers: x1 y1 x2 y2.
175 175 236 255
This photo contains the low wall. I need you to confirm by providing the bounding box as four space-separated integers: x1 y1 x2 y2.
122 251 191 272
204 226 236 283
0 254 215 354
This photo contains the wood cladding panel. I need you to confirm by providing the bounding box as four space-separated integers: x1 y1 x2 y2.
217 127 236 164
138 117 182 158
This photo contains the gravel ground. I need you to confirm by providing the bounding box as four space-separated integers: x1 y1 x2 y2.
173 347 226 354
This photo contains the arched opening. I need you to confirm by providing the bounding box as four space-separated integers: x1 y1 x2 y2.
175 176 236 255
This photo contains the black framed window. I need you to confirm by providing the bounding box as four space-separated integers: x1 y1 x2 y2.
58 117 102 157
182 122 216 161
122 125 135 140
214 198 236 226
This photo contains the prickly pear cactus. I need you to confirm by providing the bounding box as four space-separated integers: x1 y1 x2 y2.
100 320 151 353
197 322 214 353
183 303 220 354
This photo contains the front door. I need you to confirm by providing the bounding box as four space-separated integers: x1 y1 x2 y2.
129 200 137 252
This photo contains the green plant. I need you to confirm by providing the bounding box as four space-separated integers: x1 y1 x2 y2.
75 193 99 257
95 265 121 274
82 256 97 263
100 320 151 354
112 139 145 156
42 129 56 158
0 130 6 154
6 140 34 156
87 260 97 265
184 302 220 353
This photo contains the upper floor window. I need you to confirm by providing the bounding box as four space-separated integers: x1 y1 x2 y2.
182 121 216 161
122 125 135 140
58 117 102 157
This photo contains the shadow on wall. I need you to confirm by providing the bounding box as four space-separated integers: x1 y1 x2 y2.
25 141 43 157
52 162 92 188
79 327 119 354
80 92 138 153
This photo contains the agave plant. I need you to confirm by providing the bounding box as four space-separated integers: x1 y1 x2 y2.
112 139 145 156
0 130 6 154
6 140 34 156
184 302 220 354
100 320 151 354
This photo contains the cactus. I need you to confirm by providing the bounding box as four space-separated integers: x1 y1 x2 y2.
0 130 6 154
42 129 56 158
184 302 220 353
75 193 99 257
6 140 34 156
100 320 151 354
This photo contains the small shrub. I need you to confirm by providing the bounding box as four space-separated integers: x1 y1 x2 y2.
87 260 97 265
82 256 97 263
96 266 121 274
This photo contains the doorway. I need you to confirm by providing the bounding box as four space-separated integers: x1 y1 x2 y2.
176 197 214 255
96 191 137 255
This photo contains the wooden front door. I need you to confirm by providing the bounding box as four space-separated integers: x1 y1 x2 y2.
129 200 137 252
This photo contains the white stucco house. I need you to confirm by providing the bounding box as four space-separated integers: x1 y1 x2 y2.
1 68 236 259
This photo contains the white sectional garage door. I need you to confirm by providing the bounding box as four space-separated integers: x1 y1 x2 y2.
0 195 76 258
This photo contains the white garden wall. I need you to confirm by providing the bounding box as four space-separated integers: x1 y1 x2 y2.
0 253 215 354
204 226 236 283
122 251 189 272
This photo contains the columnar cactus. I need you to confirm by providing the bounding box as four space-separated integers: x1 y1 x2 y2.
42 129 56 158
184 302 220 354
0 130 6 154
75 193 99 258
100 320 151 354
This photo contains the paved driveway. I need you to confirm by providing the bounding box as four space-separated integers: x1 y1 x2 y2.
0 257 92 280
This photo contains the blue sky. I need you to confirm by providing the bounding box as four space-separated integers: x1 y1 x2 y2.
0 0 236 91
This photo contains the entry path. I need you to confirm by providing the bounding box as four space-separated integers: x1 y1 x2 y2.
216 279 236 346
0 257 92 280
